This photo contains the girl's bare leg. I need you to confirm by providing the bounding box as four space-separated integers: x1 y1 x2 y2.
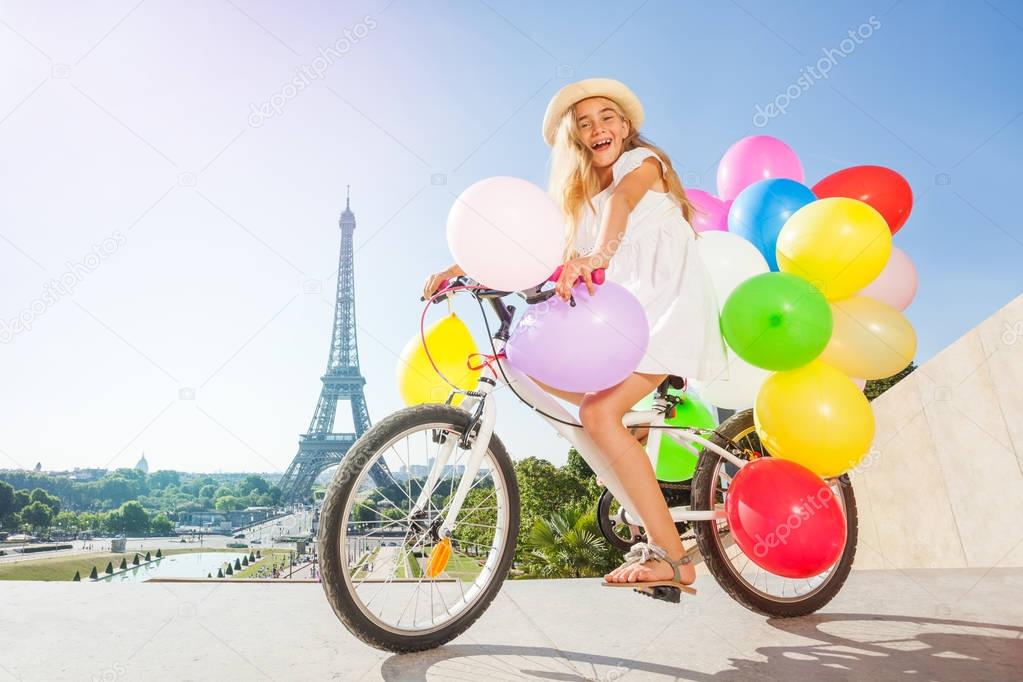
529 376 644 517
579 372 695 586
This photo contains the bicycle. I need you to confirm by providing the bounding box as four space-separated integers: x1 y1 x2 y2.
318 273 858 653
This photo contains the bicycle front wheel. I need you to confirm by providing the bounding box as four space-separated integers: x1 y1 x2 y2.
318 403 519 653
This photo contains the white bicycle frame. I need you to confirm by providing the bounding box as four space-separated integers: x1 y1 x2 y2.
409 334 750 539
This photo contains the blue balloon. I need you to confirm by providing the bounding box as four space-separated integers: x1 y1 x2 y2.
727 179 816 270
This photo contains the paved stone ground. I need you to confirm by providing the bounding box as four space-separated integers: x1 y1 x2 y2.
1 568 1020 681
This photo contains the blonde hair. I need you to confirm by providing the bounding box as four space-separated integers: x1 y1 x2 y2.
546 98 698 259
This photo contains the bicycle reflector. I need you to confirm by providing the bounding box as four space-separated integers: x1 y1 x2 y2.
426 537 452 578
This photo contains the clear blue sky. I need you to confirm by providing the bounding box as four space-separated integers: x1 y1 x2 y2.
1 0 1020 474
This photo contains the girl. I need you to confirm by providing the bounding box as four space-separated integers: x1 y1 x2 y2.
423 78 728 596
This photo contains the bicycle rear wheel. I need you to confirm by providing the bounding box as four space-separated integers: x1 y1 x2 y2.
691 408 858 617
318 403 519 653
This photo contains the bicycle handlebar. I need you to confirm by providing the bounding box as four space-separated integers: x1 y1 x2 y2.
421 267 606 304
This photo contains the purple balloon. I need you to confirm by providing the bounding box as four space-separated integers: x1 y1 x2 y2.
505 282 649 392
687 189 729 233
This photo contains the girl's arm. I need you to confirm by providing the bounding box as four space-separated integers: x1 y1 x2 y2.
590 156 663 265
553 157 662 300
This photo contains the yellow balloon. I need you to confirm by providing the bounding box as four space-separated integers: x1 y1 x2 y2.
820 296 917 380
754 360 875 477
777 197 892 300
397 313 480 406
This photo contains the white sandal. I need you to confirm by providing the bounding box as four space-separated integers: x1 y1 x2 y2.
601 541 697 602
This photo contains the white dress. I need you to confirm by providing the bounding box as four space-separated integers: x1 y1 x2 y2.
574 147 730 381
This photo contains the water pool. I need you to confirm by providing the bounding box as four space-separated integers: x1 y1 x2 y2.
97 551 253 582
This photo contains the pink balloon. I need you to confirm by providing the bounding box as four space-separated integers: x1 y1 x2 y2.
857 246 918 311
717 136 805 201
505 282 649 393
687 189 729 232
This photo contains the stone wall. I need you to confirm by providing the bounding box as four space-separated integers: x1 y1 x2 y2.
852 293 1023 569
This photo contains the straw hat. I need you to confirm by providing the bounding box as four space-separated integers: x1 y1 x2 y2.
541 78 644 146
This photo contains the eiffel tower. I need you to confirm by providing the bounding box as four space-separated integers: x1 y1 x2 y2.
278 187 389 503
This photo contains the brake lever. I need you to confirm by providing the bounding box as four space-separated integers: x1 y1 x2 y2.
420 276 466 303
546 266 606 307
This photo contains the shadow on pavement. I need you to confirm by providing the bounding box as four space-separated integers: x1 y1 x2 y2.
378 613 1022 681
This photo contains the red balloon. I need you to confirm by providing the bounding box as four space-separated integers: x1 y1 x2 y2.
812 165 913 234
725 458 847 579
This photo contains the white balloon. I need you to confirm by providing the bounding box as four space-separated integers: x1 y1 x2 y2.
694 231 770 305
447 177 565 292
690 232 771 409
691 351 771 410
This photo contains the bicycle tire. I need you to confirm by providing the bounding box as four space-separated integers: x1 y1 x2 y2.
691 408 859 618
318 403 519 653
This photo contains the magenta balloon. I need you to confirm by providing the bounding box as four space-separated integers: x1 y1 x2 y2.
505 282 649 392
687 189 728 233
857 246 918 311
716 136 805 201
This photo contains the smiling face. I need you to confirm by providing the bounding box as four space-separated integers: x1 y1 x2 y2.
574 96 630 168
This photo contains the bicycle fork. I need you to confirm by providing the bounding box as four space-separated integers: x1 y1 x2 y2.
408 379 499 543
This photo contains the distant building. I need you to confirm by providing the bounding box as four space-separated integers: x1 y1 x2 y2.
135 452 149 474
47 467 107 482
34 462 41 472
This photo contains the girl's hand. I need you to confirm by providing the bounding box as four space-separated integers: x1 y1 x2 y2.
555 255 604 301
422 264 462 300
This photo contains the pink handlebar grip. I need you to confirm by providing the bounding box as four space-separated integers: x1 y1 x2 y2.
548 266 606 286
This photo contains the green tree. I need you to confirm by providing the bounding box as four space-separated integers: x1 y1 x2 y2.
12 489 30 513
0 481 15 520
53 511 80 534
521 508 610 578
199 485 217 499
515 457 589 536
119 501 150 535
564 448 595 481
381 506 405 521
865 362 917 401
148 470 181 490
150 512 174 535
98 476 136 507
238 475 269 497
20 501 54 532
215 496 243 512
186 475 218 496
30 487 61 514
268 485 283 506
79 511 103 531
103 510 123 534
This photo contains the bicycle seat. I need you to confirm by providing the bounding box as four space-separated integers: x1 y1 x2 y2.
656 375 687 396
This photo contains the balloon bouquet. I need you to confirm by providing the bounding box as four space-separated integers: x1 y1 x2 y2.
692 135 918 577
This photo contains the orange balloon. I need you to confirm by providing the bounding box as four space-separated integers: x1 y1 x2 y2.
820 296 916 380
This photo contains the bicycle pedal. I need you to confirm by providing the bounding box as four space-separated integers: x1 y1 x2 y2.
633 585 681 604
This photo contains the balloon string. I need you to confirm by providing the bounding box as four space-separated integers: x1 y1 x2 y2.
420 285 488 393
467 351 505 372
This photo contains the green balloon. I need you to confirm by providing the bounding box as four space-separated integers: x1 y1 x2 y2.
632 390 717 482
720 272 833 371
